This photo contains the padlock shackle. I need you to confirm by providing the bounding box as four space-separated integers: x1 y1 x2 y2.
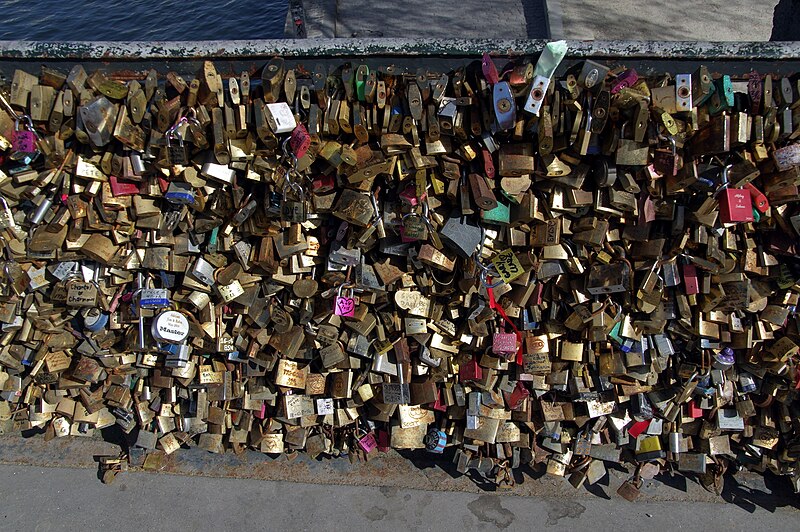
712 164 733 198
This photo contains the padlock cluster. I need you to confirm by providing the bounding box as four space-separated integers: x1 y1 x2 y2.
1 48 800 496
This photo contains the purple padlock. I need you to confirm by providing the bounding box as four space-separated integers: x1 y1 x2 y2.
334 283 356 317
12 116 36 154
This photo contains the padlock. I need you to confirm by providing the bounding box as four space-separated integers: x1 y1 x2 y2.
165 126 188 166
151 310 190 345
12 115 37 156
616 122 649 166
355 429 378 453
653 136 683 177
282 181 307 223
334 283 357 317
492 331 518 358
716 165 754 223
424 427 447 453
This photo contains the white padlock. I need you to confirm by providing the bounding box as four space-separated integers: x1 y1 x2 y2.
264 102 296 134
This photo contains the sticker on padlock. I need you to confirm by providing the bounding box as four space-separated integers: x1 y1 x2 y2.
138 288 170 309
334 283 356 317
151 310 190 344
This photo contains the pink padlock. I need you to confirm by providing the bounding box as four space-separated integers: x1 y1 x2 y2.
398 185 420 208
12 116 36 154
290 123 311 159
334 283 356 317
356 430 377 453
492 332 518 357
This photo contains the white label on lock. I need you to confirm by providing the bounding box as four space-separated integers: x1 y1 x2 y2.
218 280 244 302
151 310 190 344
316 398 335 416
264 102 297 134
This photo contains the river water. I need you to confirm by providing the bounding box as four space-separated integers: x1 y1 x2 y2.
0 0 288 40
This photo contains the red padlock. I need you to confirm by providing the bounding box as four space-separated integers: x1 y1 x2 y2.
459 356 482 381
682 264 699 295
717 165 754 223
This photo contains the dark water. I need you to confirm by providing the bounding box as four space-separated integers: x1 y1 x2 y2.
0 0 288 41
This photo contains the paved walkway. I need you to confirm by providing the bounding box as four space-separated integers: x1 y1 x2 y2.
2 463 798 531
292 0 782 40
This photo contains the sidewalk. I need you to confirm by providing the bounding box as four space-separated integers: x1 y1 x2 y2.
291 0 780 41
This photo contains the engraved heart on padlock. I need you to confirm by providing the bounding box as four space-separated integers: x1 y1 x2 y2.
334 296 355 317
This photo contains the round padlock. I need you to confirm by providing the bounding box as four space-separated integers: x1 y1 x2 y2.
82 307 109 333
424 427 447 453
151 310 190 344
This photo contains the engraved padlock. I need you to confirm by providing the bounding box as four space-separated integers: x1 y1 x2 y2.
400 211 428 242
282 181 307 223
165 127 188 166
715 165 754 224
334 282 356 317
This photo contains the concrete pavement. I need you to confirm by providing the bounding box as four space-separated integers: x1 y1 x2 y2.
291 0 782 41
1 463 798 531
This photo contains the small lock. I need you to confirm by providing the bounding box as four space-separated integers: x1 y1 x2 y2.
165 182 195 205
424 428 447 453
65 276 99 307
165 128 188 166
334 283 357 317
716 165 754 224
282 181 307 223
355 429 378 453
653 136 683 177
82 307 109 332
492 331 518 358
401 212 429 242
11 115 38 161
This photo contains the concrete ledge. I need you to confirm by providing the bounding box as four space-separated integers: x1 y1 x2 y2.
0 39 799 60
